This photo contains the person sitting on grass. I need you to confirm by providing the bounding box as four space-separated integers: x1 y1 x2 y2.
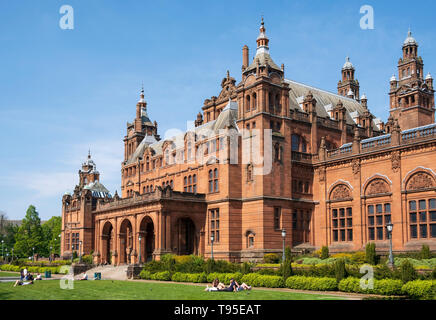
204 278 219 291
236 282 252 291
13 279 34 287
35 273 42 280
222 278 239 292
78 272 88 280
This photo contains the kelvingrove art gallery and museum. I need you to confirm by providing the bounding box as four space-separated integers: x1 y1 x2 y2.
60 20 436 264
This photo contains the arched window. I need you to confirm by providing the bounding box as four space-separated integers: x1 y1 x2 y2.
209 169 219 193
193 174 197 193
246 95 251 112
214 168 219 192
187 141 192 161
269 92 274 112
275 94 281 112
246 231 255 248
146 157 150 171
252 92 257 110
188 175 192 192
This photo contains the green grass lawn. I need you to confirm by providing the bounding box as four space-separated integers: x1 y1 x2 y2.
0 271 20 277
0 280 346 300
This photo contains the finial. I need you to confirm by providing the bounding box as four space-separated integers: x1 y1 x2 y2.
227 70 230 78
261 16 264 26
88 149 91 159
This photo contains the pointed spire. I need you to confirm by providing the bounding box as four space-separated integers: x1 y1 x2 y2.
88 149 91 159
138 84 145 103
256 17 269 49
404 28 417 46
343 56 354 70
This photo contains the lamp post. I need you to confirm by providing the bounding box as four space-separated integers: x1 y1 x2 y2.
281 229 287 263
210 234 215 260
1 240 4 262
79 240 83 263
11 248 14 262
138 235 142 265
6 253 9 263
32 247 35 262
71 245 74 263
49 246 53 263
386 222 394 268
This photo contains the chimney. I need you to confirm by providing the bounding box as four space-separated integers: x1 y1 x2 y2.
242 45 249 70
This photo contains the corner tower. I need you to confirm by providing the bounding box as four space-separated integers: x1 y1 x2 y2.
124 88 159 161
337 57 360 101
389 30 435 130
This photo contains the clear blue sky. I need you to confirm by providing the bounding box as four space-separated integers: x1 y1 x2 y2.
1 0 435 220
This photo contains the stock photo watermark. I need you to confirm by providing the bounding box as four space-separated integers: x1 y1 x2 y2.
360 5 374 30
59 5 74 30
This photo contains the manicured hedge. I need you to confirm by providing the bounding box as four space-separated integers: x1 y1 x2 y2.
0 264 68 275
171 272 207 283
206 272 243 284
240 274 285 288
401 280 436 299
338 277 403 296
285 276 337 291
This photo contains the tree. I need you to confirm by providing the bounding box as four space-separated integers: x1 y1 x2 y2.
42 216 62 256
365 243 377 265
281 246 293 281
420 244 431 259
320 246 329 259
13 205 45 258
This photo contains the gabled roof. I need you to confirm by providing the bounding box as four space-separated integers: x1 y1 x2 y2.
285 79 381 131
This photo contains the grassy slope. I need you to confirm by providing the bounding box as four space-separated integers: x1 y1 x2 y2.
0 271 20 277
0 280 344 300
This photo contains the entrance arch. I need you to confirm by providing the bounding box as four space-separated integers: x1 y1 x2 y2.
139 216 155 262
101 221 113 264
176 217 196 255
119 219 133 264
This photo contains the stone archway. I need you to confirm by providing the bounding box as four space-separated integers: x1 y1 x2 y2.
119 219 133 264
176 217 196 255
139 216 155 262
101 221 113 264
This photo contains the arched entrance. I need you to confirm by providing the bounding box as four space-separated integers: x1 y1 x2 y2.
139 216 155 262
101 221 113 264
119 219 133 264
176 217 196 255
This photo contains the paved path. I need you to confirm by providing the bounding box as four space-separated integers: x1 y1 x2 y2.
85 265 128 280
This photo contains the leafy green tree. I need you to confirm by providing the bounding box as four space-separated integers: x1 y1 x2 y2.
334 259 347 283
13 205 45 258
42 216 62 256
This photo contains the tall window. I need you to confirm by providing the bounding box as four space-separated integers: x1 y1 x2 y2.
409 199 436 239
210 209 220 243
72 233 79 250
274 207 281 230
291 134 300 151
368 203 391 240
184 175 197 193
292 210 297 230
65 233 70 251
209 169 219 192
332 207 353 242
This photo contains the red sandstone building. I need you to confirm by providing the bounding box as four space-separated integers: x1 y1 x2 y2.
61 21 436 264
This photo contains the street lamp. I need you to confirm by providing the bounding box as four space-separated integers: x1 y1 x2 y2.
11 248 14 262
138 235 142 264
6 253 9 263
386 222 394 268
50 246 53 263
281 229 287 263
32 247 35 262
1 240 4 262
79 240 83 263
71 245 74 263
210 233 215 260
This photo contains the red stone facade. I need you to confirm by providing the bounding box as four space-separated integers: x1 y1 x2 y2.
61 21 436 264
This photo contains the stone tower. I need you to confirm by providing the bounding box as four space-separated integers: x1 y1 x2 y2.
337 57 360 100
389 30 435 130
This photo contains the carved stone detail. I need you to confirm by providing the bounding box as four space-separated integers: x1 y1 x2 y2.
330 184 352 200
366 179 390 195
407 172 435 191
352 159 360 176
319 167 326 182
391 151 401 173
